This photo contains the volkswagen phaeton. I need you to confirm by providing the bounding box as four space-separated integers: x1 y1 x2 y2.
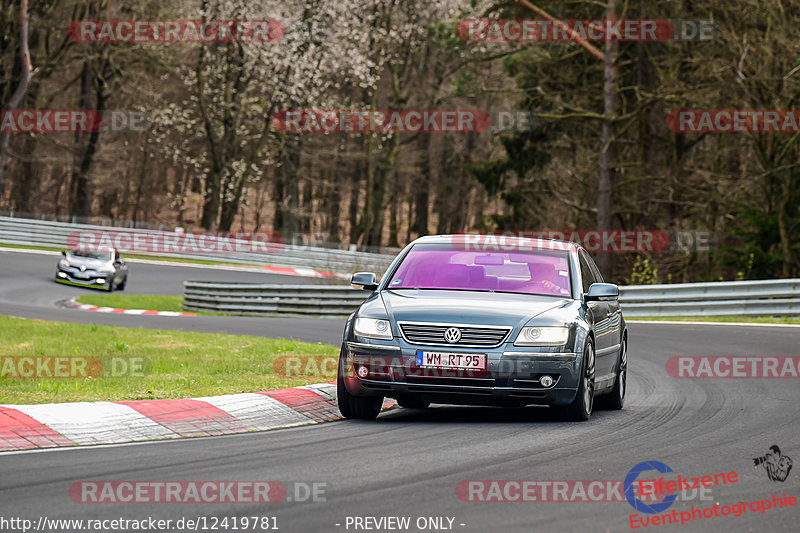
337 234 627 421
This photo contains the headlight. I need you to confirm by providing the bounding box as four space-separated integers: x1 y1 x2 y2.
59 259 69 268
514 326 569 346
354 317 392 340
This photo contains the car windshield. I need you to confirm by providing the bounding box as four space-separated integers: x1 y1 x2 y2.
388 243 571 297
68 250 112 261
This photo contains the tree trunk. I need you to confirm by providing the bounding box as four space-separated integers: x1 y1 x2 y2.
595 0 618 274
388 175 400 248
412 134 433 238
324 144 343 242
365 133 400 248
300 174 313 234
274 134 301 240
348 164 362 245
0 0 32 201
9 133 37 212
70 49 104 218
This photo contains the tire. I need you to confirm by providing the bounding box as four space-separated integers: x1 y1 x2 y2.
106 281 114 293
598 336 626 410
337 346 383 420
397 397 430 409
559 338 595 421
117 277 126 291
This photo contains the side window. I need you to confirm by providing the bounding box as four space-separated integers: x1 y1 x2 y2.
585 252 604 283
578 251 596 293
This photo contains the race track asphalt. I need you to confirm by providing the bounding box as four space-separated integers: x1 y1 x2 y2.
1 249 799 532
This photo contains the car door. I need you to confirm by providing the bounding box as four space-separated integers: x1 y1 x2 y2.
579 251 613 383
583 251 621 387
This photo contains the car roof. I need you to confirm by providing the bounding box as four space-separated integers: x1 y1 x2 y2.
410 234 580 253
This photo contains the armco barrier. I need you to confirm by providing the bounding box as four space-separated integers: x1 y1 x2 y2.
0 216 394 275
619 278 800 317
183 279 800 317
183 282 368 316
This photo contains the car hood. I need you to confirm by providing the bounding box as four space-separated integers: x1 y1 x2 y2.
65 256 109 269
380 289 569 328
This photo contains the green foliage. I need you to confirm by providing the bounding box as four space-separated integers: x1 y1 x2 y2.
716 204 791 279
113 341 129 353
628 256 659 285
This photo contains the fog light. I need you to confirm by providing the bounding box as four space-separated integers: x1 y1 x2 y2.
356 365 369 378
57 272 67 278
540 375 554 387
96 278 106 284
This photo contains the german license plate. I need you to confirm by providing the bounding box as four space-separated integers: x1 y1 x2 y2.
416 350 487 370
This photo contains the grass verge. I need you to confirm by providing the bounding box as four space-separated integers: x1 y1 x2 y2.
75 293 231 316
628 315 800 325
77 294 185 312
0 315 339 404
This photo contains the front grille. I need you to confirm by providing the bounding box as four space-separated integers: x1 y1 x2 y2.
66 267 102 278
399 322 511 347
405 376 496 388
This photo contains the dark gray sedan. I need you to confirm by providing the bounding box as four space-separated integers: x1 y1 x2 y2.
55 247 128 291
338 234 627 421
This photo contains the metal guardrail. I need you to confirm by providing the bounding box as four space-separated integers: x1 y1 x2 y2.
6 214 794 318
0 216 394 275
183 282 368 316
183 279 800 317
619 279 800 317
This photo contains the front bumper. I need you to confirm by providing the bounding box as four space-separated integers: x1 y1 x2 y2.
342 339 582 407
56 268 110 288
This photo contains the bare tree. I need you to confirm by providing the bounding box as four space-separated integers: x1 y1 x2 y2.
0 0 32 198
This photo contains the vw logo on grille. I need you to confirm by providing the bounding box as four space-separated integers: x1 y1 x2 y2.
443 327 462 343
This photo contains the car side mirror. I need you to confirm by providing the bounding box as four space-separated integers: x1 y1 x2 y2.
585 283 619 302
351 272 378 290
61 251 66 257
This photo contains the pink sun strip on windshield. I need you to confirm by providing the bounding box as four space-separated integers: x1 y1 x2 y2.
388 247 571 296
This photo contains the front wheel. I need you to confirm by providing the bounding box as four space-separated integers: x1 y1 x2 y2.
337 347 383 420
598 337 626 410
559 339 595 421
